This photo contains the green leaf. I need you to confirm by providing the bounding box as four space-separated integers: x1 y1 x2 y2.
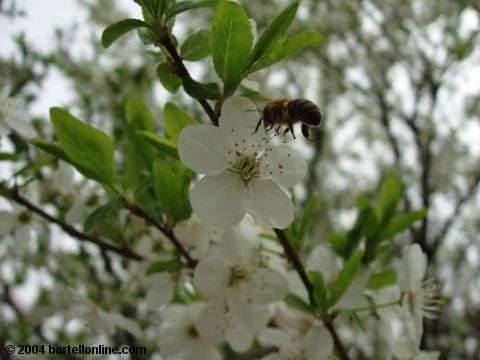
28 139 70 163
101 19 149 48
181 29 211 61
247 30 323 74
125 96 156 170
83 199 121 232
298 196 318 241
329 250 363 307
249 0 299 64
376 171 403 226
366 268 397 290
152 159 192 223
284 293 315 315
309 271 328 313
50 108 116 186
163 102 198 143
135 0 167 21
146 258 183 275
153 158 178 218
165 0 219 21
211 0 253 92
137 131 179 159
156 62 182 93
378 208 428 241
182 77 220 100
0 153 20 161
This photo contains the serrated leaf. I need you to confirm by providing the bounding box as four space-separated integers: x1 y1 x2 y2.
165 0 219 21
249 0 299 64
247 30 323 74
84 199 121 232
329 250 363 307
101 19 149 48
182 77 220 100
211 0 253 92
377 171 403 226
156 62 182 93
50 108 115 186
378 208 428 241
366 268 397 290
284 293 315 314
137 131 179 159
181 29 211 61
146 258 183 275
163 102 198 143
309 271 328 313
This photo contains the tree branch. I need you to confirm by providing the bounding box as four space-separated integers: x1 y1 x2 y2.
151 25 218 125
0 185 143 261
124 203 197 268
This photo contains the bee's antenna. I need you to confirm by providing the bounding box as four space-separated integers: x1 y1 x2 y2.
245 109 262 113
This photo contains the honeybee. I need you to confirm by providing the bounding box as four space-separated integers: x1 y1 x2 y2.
253 99 322 140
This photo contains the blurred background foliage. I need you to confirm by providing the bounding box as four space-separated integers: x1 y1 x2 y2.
1 0 479 358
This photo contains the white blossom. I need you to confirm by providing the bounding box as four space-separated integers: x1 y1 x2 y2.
158 304 222 360
396 244 441 357
66 297 142 338
0 94 36 138
178 96 307 229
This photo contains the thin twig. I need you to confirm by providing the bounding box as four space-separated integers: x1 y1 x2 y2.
0 185 143 261
125 203 197 268
151 25 218 125
273 228 315 305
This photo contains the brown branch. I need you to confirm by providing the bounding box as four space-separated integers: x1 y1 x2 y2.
151 25 218 125
125 203 197 268
325 317 351 360
0 185 143 261
273 228 315 305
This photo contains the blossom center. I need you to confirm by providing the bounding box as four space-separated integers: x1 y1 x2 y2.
229 265 251 287
229 154 261 186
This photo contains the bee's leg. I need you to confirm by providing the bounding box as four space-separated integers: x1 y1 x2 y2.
253 118 263 134
301 124 312 142
288 122 296 139
283 127 290 135
275 126 280 135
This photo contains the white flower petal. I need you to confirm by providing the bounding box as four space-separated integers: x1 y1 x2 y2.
7 117 36 138
194 256 231 302
219 96 266 156
306 245 339 285
190 172 246 228
247 268 288 304
195 303 227 345
0 211 16 235
145 273 174 309
258 328 291 349
218 227 253 264
106 312 143 338
245 179 294 229
398 244 427 291
179 125 229 175
261 145 307 188
14 224 31 253
305 325 333 360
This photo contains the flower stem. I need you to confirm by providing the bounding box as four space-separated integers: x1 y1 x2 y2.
340 299 401 313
